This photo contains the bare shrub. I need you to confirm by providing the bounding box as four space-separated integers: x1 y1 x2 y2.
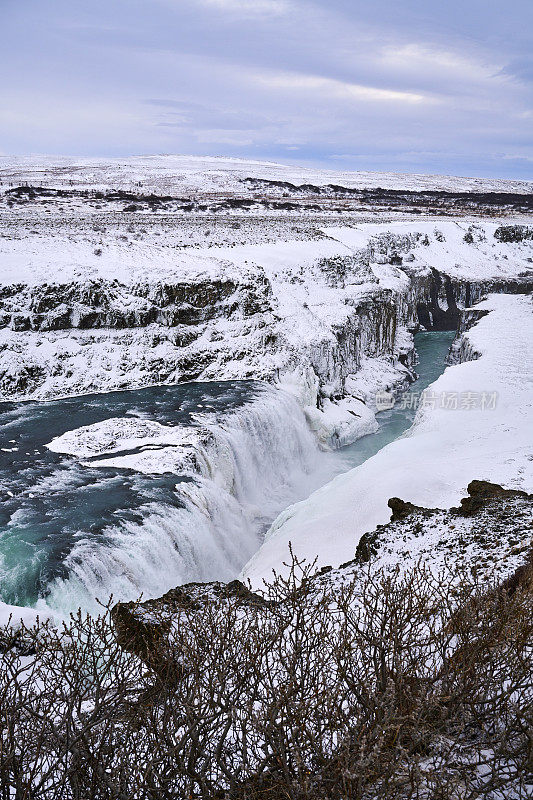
1 558 532 799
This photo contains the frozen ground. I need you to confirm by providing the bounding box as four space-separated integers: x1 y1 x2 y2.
1 217 531 287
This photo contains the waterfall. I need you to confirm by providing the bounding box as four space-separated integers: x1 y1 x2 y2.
41 386 335 616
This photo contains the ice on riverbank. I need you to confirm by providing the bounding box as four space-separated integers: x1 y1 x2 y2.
242 293 533 587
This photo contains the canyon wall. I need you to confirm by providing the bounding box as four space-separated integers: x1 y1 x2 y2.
1 220 531 449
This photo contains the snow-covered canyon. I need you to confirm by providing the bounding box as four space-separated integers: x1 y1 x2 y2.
1 214 532 447
0 156 532 623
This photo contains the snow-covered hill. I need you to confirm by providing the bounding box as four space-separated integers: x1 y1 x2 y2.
1 154 532 196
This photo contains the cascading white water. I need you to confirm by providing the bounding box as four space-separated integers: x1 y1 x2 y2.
2 332 456 618
42 386 338 616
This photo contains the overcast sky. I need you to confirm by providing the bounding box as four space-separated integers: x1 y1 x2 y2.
1 0 532 178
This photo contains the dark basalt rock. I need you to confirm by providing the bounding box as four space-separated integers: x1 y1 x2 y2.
111 580 269 680
76 310 102 329
354 530 379 564
10 314 31 332
500 551 533 595
414 266 533 332
0 273 272 338
111 602 176 682
415 269 463 331
388 497 422 521
0 363 46 395
453 479 529 517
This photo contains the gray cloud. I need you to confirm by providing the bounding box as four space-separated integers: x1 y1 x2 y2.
0 0 531 177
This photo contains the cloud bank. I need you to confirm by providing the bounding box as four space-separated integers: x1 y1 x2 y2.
1 0 531 177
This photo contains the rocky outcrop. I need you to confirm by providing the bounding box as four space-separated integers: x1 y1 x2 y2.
387 480 529 521
447 305 494 365
452 479 529 515
112 580 269 680
411 267 532 332
0 275 272 332
385 480 533 607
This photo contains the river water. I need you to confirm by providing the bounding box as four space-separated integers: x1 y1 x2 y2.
0 331 454 615
341 331 456 467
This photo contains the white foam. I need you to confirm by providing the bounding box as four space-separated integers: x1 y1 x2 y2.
43 386 343 614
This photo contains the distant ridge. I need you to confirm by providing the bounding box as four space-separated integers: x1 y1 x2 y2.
1 154 531 196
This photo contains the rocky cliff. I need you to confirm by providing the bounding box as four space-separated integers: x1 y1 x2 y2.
1 215 531 449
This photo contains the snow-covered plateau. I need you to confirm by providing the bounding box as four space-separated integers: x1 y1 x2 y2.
0 156 532 626
2 153 532 196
